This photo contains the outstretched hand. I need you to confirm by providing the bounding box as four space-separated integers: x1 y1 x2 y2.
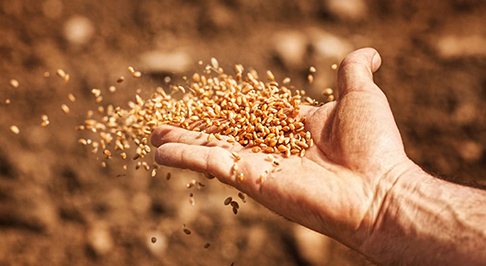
151 48 413 251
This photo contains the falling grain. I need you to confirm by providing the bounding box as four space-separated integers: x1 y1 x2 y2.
9 79 19 88
9 125 20 134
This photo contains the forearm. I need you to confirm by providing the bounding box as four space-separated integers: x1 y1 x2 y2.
361 164 486 265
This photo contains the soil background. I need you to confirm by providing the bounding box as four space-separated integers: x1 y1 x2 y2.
1 0 486 265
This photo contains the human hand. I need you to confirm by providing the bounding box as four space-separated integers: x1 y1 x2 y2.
151 48 414 251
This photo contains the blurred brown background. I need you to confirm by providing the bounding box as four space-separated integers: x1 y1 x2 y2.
1 0 486 265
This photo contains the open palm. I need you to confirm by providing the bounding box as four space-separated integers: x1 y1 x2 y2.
151 48 412 250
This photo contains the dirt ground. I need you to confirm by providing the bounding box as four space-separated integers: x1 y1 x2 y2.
1 0 485 265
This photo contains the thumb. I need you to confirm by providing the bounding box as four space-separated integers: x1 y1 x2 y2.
337 48 382 96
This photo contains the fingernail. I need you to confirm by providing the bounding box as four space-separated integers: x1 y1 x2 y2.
371 53 382 72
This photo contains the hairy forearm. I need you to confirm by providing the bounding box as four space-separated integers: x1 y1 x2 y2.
361 164 486 265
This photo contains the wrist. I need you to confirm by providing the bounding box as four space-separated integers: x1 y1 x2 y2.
353 159 425 261
357 160 431 264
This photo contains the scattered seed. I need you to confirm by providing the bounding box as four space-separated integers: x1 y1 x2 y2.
9 79 19 88
283 77 291 84
203 242 211 249
331 63 338 70
91 88 101 97
44 72 50 78
307 74 314 84
232 207 238 215
211 58 219 69
128 66 135 73
183 225 192 235
64 74 70 82
56 69 66 78
61 104 70 114
117 76 125 83
108 86 116 93
309 66 316 73
266 70 275 81
265 154 274 162
151 237 157 243
133 71 142 78
231 151 240 161
237 172 244 182
5 99 11 104
238 192 246 203
151 169 157 177
68 93 76 102
101 162 107 168
230 201 239 209
9 125 19 134
224 197 232 205
323 88 333 95
166 172 171 180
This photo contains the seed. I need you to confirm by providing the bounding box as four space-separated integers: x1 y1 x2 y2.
211 58 219 69
323 88 333 95
251 146 261 153
41 121 50 127
266 70 275 81
61 104 70 114
283 77 291 84
9 79 19 88
326 95 335 102
231 151 240 161
272 160 280 167
133 71 142 78
189 197 195 206
214 133 222 140
5 99 11 104
230 201 239 209
44 72 50 78
117 76 125 83
166 172 171 180
9 125 19 134
307 74 314 84
232 207 238 215
231 163 238 174
128 66 135 73
91 88 101 97
103 149 112 157
265 154 274 162
120 152 127 159
207 133 214 142
78 138 88 145
203 242 211 249
151 169 157 177
237 173 244 182
56 69 66 78
64 74 70 82
224 197 232 205
331 63 338 70
151 237 157 244
109 86 116 93
183 228 192 235
101 162 107 168
238 192 246 203
309 66 316 73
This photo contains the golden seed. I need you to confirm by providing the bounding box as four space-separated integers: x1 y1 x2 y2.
231 151 240 161
283 77 291 84
41 121 50 127
207 133 214 142
128 66 135 73
309 66 316 73
43 72 50 78
307 74 314 84
251 146 261 153
211 58 219 69
265 154 274 162
91 88 101 97
5 99 11 104
326 95 335 102
214 133 222 140
151 169 157 177
117 76 125 83
237 172 244 182
61 104 70 114
56 69 66 78
331 63 338 70
9 79 19 88
64 74 70 82
323 88 333 95
231 163 238 174
272 160 280 167
109 86 116 92
78 138 88 145
120 152 127 159
68 93 76 102
133 71 142 78
266 70 275 81
9 125 19 134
